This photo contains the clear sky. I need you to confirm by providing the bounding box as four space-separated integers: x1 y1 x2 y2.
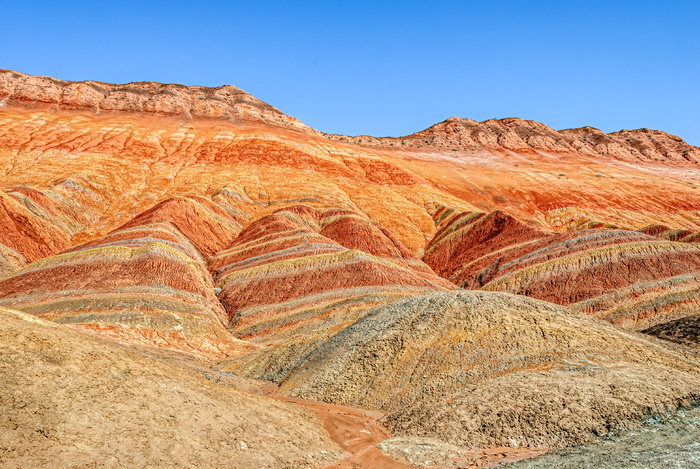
1 1 698 144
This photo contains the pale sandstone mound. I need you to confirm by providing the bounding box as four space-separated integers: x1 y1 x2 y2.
276 290 700 449
0 222 253 360
0 243 25 280
0 307 343 468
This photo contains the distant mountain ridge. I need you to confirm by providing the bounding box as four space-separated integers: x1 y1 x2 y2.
1 69 698 166
0 69 312 132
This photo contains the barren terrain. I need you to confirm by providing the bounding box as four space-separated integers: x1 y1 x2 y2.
0 70 699 468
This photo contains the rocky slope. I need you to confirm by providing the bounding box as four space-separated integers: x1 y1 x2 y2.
380 117 700 166
421 205 700 332
1 70 699 468
0 69 312 132
0 307 344 468
511 406 700 468
0 206 254 360
1 71 699 253
212 205 454 383
273 291 700 449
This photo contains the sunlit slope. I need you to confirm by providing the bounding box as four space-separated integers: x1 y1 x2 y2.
275 290 700 449
0 198 254 360
422 205 700 331
1 70 698 259
0 307 343 468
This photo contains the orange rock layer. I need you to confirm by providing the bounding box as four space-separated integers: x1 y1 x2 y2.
422 205 700 332
213 206 452 339
1 70 700 461
0 206 255 360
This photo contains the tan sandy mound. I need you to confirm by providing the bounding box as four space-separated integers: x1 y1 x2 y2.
277 291 700 449
0 243 25 280
0 307 344 468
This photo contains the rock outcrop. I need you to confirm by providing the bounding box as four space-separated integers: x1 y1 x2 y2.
356 117 700 166
0 216 253 360
0 69 312 132
273 291 700 449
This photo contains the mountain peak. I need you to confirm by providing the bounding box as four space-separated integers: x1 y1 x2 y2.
0 69 311 132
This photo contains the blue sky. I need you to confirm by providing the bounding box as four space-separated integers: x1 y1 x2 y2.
1 1 698 144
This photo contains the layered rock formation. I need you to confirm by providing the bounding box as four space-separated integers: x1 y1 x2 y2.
0 200 254 360
119 195 243 258
579 273 700 330
1 70 700 468
0 176 108 262
422 205 700 332
0 243 25 279
212 206 454 382
640 223 700 243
